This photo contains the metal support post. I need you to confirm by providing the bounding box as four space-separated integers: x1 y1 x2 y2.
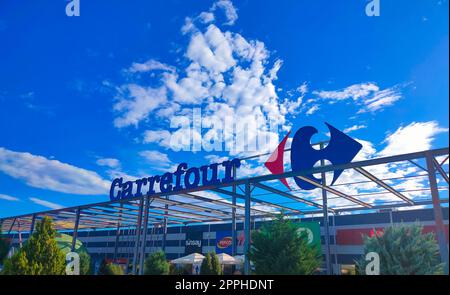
113 203 123 262
139 196 151 275
244 180 251 275
426 153 449 274
232 165 237 256
320 142 332 275
162 198 168 251
71 208 81 252
18 219 22 248
132 198 144 275
30 214 36 235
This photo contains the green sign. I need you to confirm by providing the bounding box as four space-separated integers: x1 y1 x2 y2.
297 222 321 251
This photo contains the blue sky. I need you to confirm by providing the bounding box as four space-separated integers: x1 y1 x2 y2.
0 0 448 218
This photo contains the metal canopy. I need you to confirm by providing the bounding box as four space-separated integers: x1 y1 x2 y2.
1 147 448 232
0 147 448 275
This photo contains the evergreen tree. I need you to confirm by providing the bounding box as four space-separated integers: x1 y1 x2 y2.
357 224 444 275
200 253 213 275
1 217 66 275
0 228 10 264
78 251 92 275
210 252 223 275
248 214 322 275
144 251 170 275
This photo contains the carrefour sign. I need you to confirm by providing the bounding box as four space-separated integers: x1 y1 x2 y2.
110 159 241 201
109 122 362 201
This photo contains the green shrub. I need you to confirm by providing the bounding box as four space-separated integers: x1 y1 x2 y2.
98 259 124 275
169 263 184 275
144 251 170 275
210 252 223 275
0 228 10 264
248 214 321 275
1 217 66 275
200 253 213 275
357 224 444 275
55 233 92 275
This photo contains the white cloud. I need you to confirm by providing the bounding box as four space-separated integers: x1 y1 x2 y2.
212 0 238 25
0 194 20 202
312 82 403 113
358 88 402 113
113 85 167 128
313 82 379 101
126 59 175 73
199 12 215 24
139 150 172 166
96 158 120 168
343 124 367 133
186 25 236 74
306 105 319 115
0 147 110 195
143 130 172 148
29 197 63 210
115 10 288 155
378 121 448 157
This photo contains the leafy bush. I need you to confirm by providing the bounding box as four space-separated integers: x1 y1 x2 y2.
248 214 321 275
200 253 213 275
98 259 124 275
0 228 10 264
200 252 224 275
56 233 92 275
210 252 223 275
144 251 170 275
169 263 185 275
1 217 66 275
357 224 444 275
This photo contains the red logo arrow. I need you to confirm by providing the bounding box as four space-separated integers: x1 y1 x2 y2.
264 131 291 190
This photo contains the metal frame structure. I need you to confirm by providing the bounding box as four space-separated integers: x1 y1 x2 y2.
1 147 449 275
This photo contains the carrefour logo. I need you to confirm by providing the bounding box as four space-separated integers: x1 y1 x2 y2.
265 122 362 190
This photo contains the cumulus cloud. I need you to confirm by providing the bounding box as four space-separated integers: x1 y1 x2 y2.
305 105 320 116
378 121 448 157
143 130 173 148
199 12 215 24
96 158 121 168
114 3 287 156
29 197 63 210
113 85 167 128
0 147 110 195
211 0 238 25
139 150 174 171
126 59 175 73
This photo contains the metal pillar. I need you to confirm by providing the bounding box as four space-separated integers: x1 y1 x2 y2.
71 208 81 252
139 196 151 275
320 142 332 275
132 198 144 275
232 165 237 256
426 153 449 274
244 180 251 275
162 199 168 251
7 218 16 235
30 214 36 235
332 213 338 275
18 219 22 248
113 203 123 262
